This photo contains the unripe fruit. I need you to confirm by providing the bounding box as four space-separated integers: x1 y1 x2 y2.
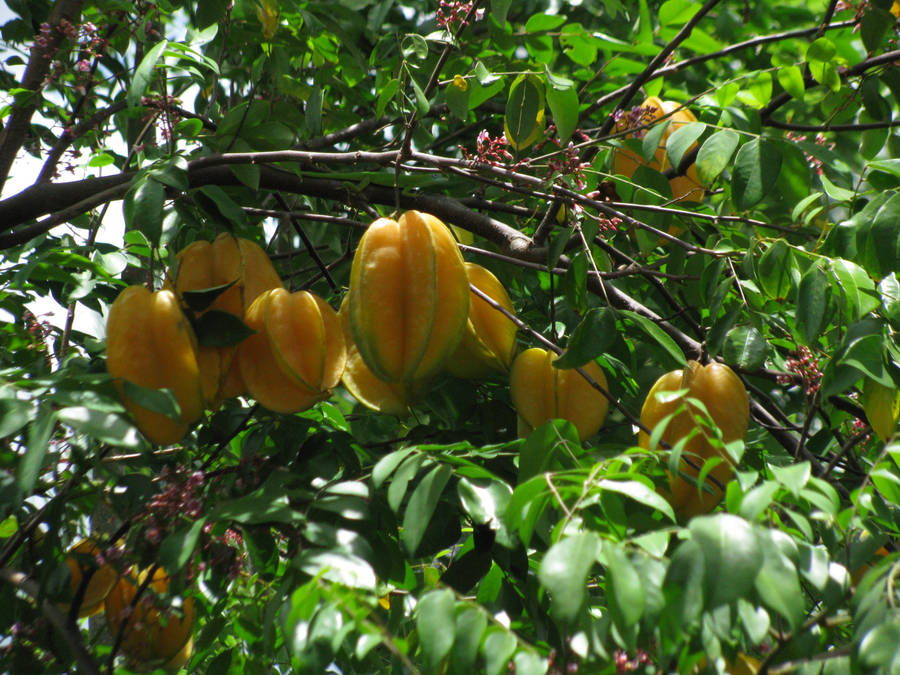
510 347 610 442
106 286 205 445
613 96 703 203
339 298 420 416
63 539 119 618
348 211 470 382
861 378 900 441
165 233 284 405
639 361 749 518
447 263 518 379
104 566 194 669
238 288 346 414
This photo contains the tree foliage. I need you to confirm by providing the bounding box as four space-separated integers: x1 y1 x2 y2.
1 0 900 672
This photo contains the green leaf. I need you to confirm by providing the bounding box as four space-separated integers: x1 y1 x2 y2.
402 464 452 554
795 264 829 345
457 477 511 527
690 514 762 607
596 478 675 522
126 176 165 247
879 273 900 329
372 446 417 489
732 138 782 210
410 77 429 117
859 619 900 670
0 398 34 439
554 308 616 368
756 239 794 299
446 78 470 120
128 39 168 108
602 543 645 628
819 173 854 202
695 129 739 186
513 651 547 675
754 530 804 629
294 550 376 589
483 630 517 675
181 281 237 313
538 532 600 624
417 589 456 670
738 71 773 108
518 419 581 483
376 78 399 117
777 64 806 100
194 309 255 348
19 404 54 494
210 489 300 524
121 380 181 420
491 0 512 26
771 462 811 497
505 75 544 150
159 517 207 573
525 13 566 31
545 83 578 145
56 407 143 448
621 311 687 367
829 259 880 320
666 121 705 172
197 185 247 226
723 325 768 371
449 609 486 674
867 158 900 178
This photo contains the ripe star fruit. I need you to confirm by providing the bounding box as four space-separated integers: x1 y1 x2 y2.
237 288 346 414
106 286 205 445
63 539 119 618
348 210 470 383
104 566 194 669
612 95 704 203
165 233 284 406
860 378 900 441
447 263 518 379
510 347 610 442
639 360 749 518
338 297 424 416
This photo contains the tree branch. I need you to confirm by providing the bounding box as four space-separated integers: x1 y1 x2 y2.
0 0 85 190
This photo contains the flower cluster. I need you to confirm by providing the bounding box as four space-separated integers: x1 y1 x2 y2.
548 140 591 190
436 0 485 32
778 345 823 398
612 104 659 139
784 130 836 176
143 468 207 545
614 648 653 673
460 129 513 165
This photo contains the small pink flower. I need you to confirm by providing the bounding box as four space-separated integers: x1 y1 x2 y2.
75 59 91 72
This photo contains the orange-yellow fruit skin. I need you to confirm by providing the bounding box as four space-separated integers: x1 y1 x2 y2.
63 539 119 618
238 289 346 414
104 566 194 669
339 298 418 416
106 286 205 445
447 263 518 379
165 233 284 405
348 211 470 382
510 347 610 442
613 96 704 203
639 361 749 518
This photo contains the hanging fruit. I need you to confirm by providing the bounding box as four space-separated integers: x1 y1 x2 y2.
338 297 422 416
638 360 749 518
106 286 205 445
237 288 346 414
447 263 518 379
612 95 704 203
104 566 194 669
510 347 610 442
347 210 470 383
165 233 284 406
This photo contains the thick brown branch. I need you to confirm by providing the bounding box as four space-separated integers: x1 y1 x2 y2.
0 0 85 190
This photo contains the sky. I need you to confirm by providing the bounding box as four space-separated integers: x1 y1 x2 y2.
1 0 121 338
